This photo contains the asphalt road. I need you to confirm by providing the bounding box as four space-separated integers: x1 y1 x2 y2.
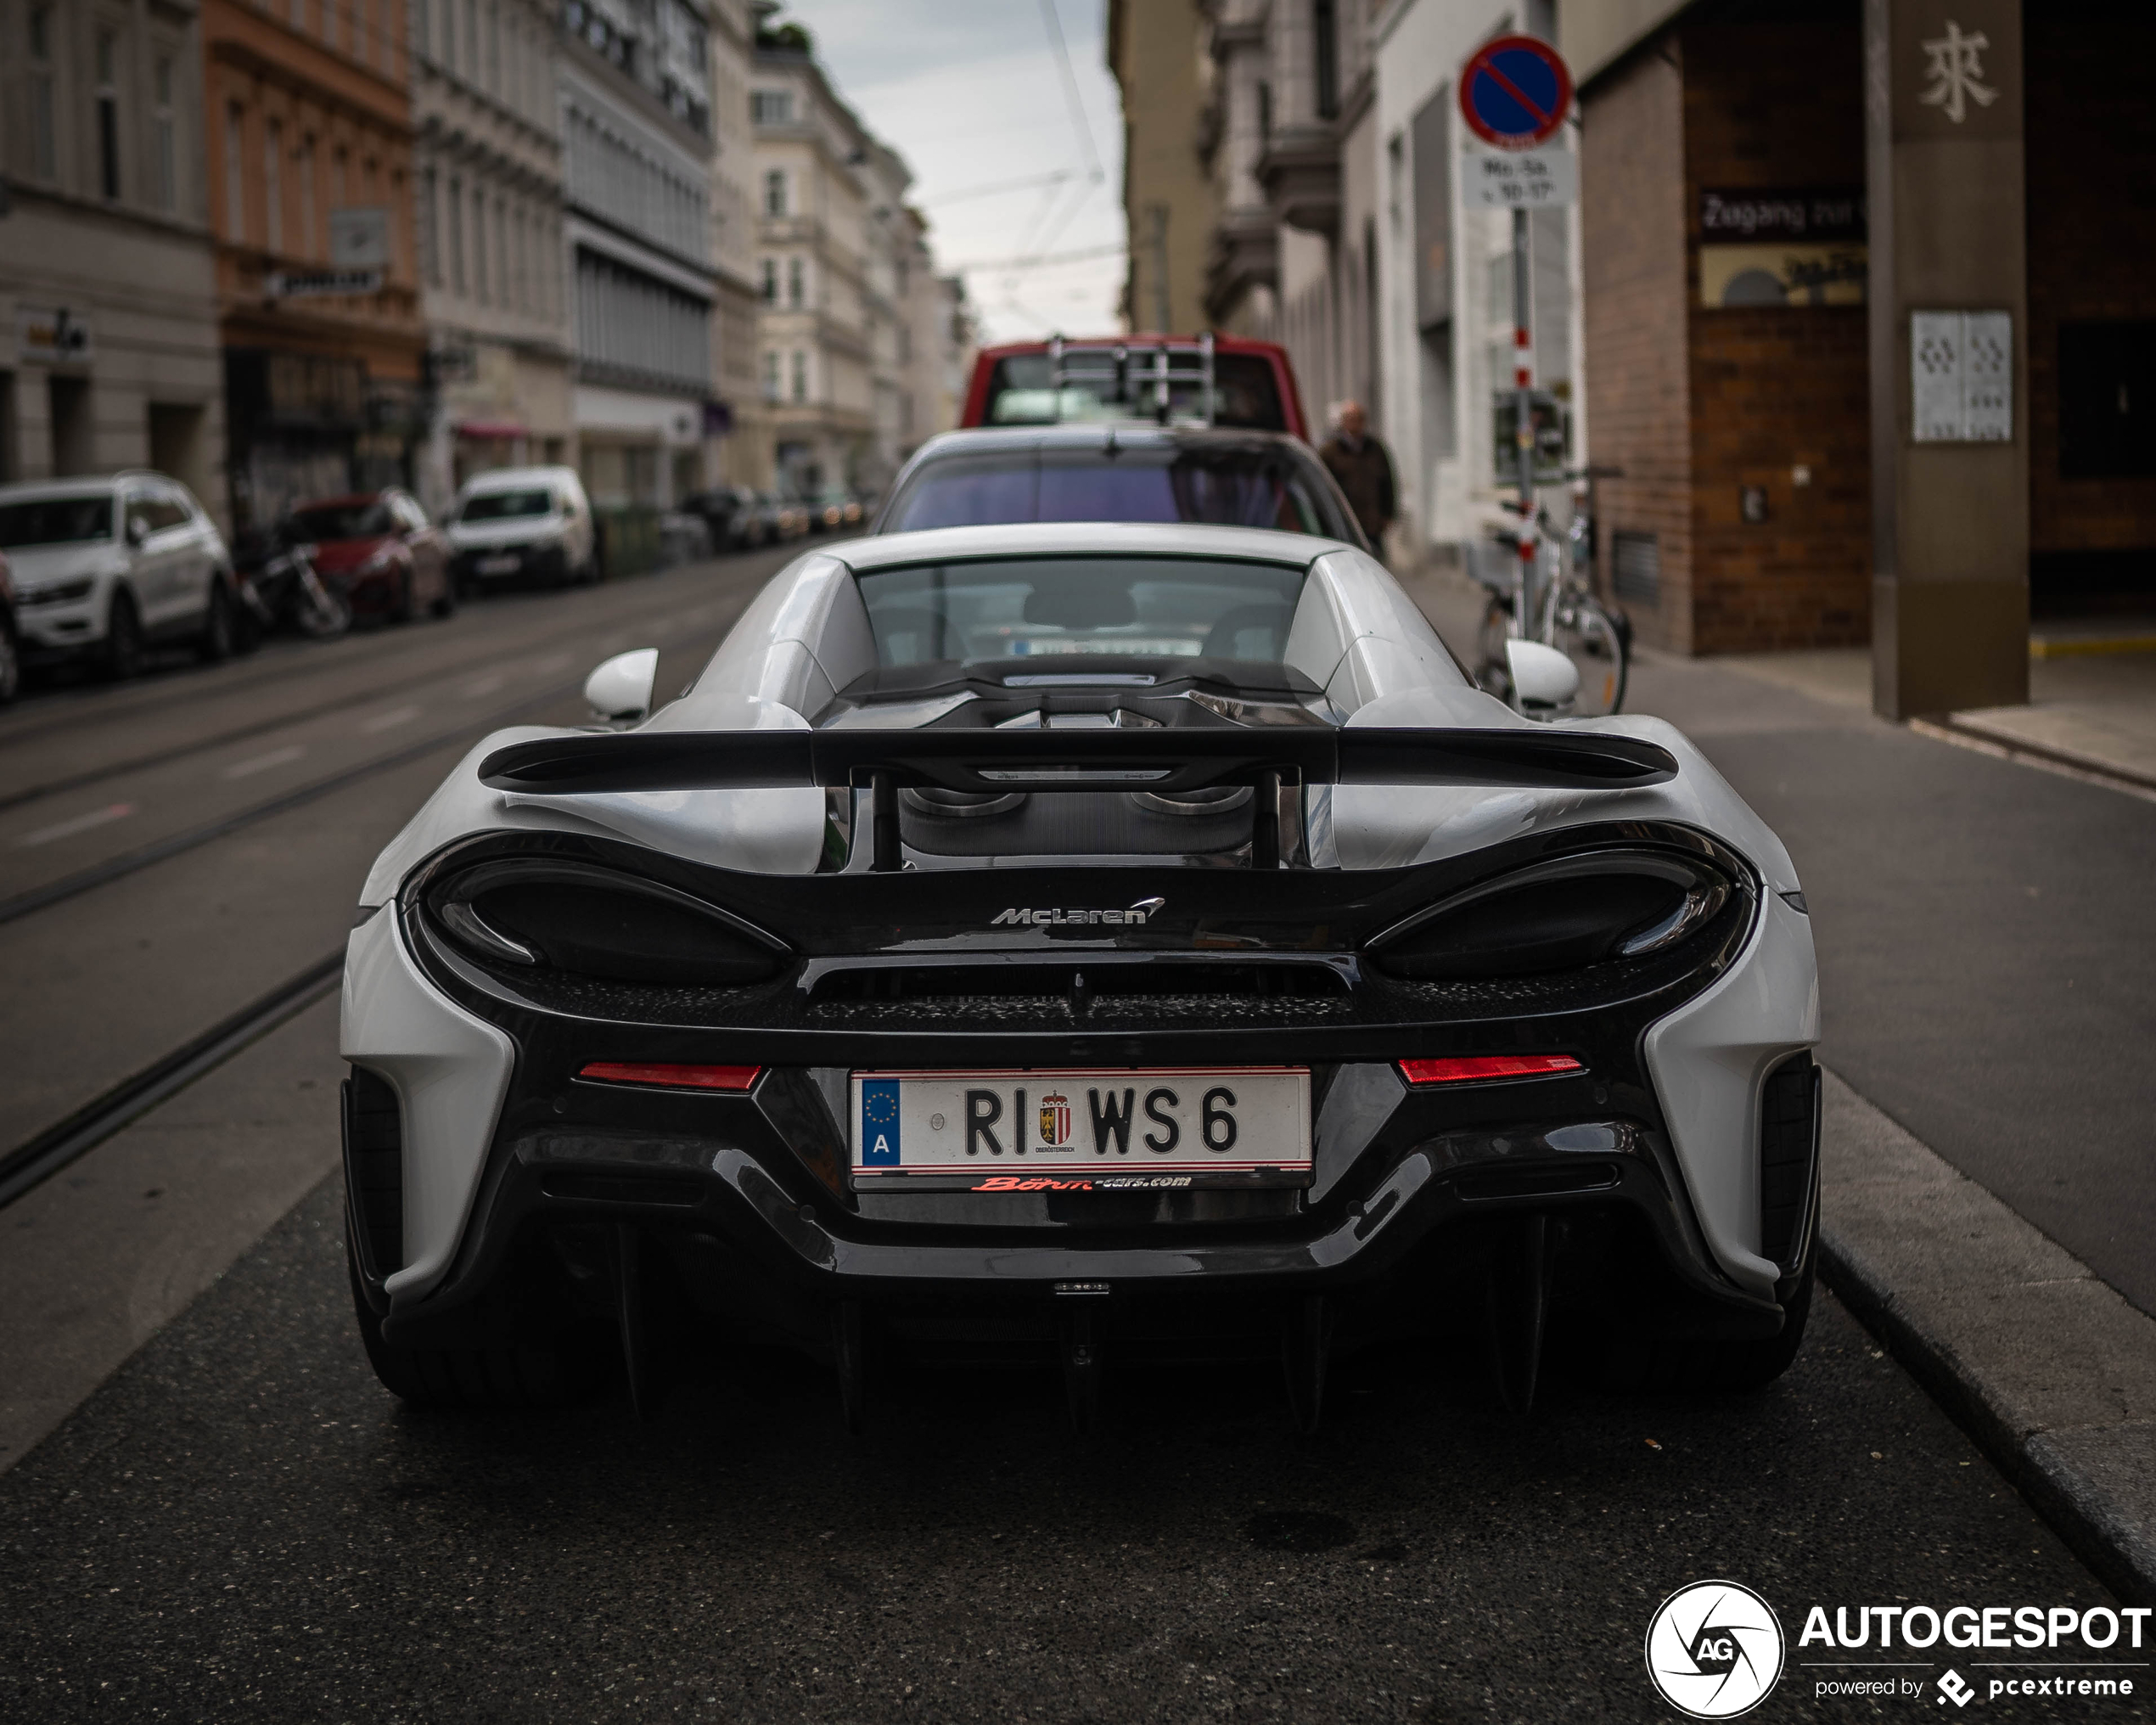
0 1174 2126 1722
0 551 2148 1720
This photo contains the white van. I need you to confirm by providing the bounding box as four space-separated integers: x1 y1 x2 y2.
446 467 597 592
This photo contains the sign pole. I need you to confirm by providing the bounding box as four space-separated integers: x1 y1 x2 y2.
1457 34 1573 659
1512 205 1535 642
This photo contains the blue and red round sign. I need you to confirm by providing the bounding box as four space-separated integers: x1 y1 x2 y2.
1458 36 1573 150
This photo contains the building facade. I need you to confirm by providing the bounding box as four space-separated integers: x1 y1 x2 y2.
705 0 762 486
204 0 426 531
1552 0 2156 708
1108 0 1217 335
0 0 226 520
559 0 720 512
750 44 874 495
407 0 572 517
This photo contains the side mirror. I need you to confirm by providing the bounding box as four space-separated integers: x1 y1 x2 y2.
126 514 149 547
584 648 659 724
1505 638 1581 714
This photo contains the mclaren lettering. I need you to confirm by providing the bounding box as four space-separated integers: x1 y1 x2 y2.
990 903 1159 928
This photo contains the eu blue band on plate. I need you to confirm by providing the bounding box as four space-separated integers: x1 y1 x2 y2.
861 1080 901 1166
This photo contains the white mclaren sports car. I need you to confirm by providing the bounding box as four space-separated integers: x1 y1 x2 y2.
341 521 1819 1426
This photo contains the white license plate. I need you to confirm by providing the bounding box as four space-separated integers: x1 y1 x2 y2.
850 1066 1311 1190
477 553 519 574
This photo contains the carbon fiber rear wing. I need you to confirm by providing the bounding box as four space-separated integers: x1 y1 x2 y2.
480 728 1676 872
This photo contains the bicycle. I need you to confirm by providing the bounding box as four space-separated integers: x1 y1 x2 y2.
1468 475 1630 718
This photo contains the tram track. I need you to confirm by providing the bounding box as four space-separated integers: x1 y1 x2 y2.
0 576 751 817
0 600 750 930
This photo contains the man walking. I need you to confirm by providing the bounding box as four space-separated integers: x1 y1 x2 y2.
1318 401 1396 552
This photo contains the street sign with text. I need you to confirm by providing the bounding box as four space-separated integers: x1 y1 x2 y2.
1466 147 1577 209
1458 36 1573 150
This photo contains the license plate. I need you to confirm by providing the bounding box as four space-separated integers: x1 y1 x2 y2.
477 553 519 574
850 1066 1311 1190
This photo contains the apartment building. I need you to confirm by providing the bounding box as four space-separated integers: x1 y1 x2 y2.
1107 0 1216 335
0 0 225 516
204 0 425 530
750 42 873 495
704 0 761 486
407 0 571 515
559 0 720 510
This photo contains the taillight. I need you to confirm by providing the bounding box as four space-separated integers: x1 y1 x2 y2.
577 1062 761 1091
1397 1054 1581 1086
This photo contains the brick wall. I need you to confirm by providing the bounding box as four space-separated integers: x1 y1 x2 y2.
2024 11 2156 581
1580 37 1693 651
1681 20 1870 652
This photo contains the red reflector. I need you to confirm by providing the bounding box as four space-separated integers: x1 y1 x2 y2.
577 1062 761 1092
1397 1054 1583 1086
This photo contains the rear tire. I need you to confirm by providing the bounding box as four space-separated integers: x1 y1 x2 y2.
99 587 145 681
345 1222 597 1410
430 569 457 619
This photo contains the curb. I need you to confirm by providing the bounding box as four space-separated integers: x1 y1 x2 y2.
1814 1070 2156 1609
1818 1228 2156 1608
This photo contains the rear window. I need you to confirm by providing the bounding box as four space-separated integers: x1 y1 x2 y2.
0 496 113 548
884 448 1337 538
982 352 1287 431
288 500 392 541
460 488 555 522
856 555 1308 670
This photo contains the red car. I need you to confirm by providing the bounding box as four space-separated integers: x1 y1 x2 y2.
961 334 1310 441
284 489 453 623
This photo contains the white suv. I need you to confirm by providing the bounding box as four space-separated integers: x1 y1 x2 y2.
0 472 239 678
446 466 598 592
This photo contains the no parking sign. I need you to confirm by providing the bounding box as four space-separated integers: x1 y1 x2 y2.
1458 36 1573 149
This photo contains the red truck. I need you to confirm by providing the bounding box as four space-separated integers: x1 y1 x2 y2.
960 334 1311 442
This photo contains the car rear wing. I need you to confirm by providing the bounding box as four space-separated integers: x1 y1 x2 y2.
479 728 1676 873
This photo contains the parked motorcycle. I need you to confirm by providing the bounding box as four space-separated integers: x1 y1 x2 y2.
231 526 351 644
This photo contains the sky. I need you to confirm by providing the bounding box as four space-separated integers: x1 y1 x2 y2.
771 0 1130 346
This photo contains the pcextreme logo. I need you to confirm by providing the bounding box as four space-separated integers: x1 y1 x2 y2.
1646 1581 1786 1719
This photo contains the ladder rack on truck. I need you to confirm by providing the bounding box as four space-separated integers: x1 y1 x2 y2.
1047 332 1216 427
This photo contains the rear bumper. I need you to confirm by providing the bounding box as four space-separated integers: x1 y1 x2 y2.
342 899 1808 1352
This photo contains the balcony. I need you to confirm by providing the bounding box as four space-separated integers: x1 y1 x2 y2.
1256 121 1340 238
1204 205 1278 324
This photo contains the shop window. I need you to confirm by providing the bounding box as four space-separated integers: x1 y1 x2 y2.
2059 322 2156 480
264 120 284 253
28 6 56 180
224 105 247 242
96 31 121 199
154 59 177 211
1313 0 1339 121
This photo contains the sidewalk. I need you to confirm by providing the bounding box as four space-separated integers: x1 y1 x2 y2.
1702 628 2156 797
1396 562 2156 1604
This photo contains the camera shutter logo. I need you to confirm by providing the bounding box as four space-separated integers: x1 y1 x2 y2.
1645 1580 1785 1718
